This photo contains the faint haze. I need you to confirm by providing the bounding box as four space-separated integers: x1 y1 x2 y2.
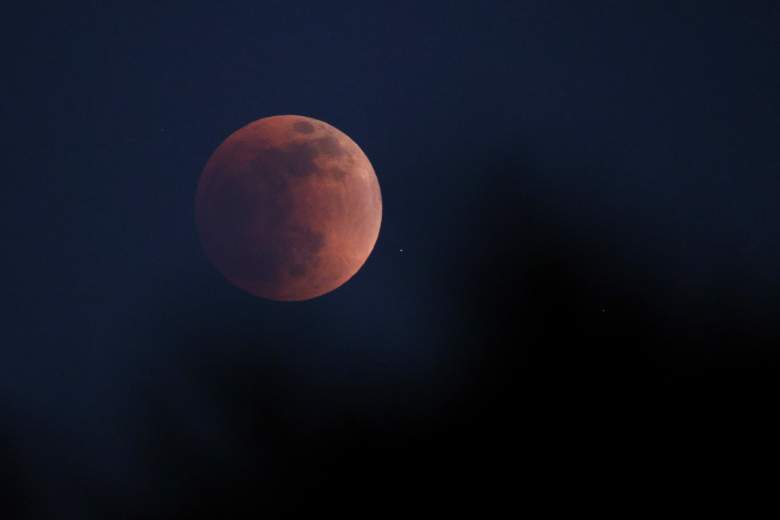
2 1 779 517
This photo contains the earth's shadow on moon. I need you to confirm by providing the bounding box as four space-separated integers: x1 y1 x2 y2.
198 135 340 292
196 116 381 302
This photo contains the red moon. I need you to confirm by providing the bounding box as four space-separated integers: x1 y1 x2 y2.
195 115 382 301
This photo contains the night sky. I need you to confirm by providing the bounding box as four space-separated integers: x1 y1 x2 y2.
3 1 780 517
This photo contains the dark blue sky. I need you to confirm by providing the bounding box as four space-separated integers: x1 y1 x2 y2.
3 1 780 517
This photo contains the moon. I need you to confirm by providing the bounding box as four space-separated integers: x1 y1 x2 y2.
195 115 382 301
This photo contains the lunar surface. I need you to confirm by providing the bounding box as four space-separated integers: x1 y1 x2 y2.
195 115 382 301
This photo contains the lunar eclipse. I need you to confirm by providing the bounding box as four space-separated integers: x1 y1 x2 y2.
195 115 382 301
